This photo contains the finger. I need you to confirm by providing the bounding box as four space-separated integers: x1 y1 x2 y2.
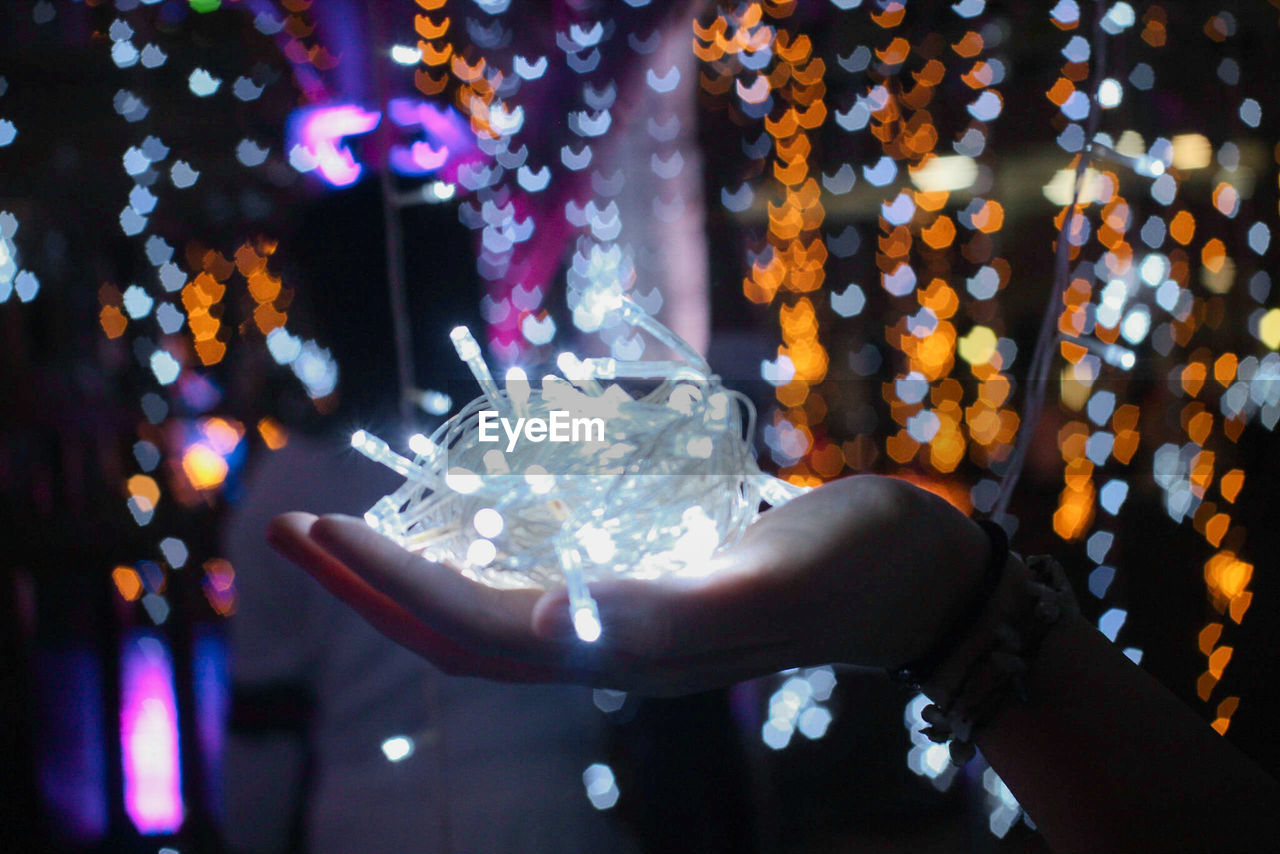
268 513 563 683
531 562 796 662
531 579 688 654
532 581 813 696
307 514 570 661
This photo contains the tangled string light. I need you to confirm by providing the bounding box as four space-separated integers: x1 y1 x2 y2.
350 293 805 642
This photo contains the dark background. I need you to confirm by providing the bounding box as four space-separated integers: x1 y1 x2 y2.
2 1 1278 852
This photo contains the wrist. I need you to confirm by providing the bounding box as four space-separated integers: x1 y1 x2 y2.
918 551 1031 704
890 517 1005 683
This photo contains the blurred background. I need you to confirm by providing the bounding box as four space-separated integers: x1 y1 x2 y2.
2 0 1279 852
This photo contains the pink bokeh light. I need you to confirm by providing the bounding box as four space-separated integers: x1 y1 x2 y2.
120 633 184 835
291 104 382 187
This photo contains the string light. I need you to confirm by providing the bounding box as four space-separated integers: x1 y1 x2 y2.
350 296 805 641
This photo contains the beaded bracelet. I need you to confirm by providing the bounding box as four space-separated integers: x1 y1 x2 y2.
914 552 1080 765
886 518 1080 765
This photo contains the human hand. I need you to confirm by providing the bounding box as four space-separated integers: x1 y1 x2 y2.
267 474 990 695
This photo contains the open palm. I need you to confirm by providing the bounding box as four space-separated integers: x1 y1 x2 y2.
268 474 989 695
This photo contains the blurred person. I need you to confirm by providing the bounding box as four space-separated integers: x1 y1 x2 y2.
222 179 636 854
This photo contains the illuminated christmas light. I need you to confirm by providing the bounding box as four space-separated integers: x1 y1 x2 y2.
351 297 804 642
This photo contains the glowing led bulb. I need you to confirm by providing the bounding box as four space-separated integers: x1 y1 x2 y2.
686 436 714 459
351 430 417 476
558 351 604 395
473 508 504 538
408 433 437 458
482 449 510 474
505 366 530 416
524 465 555 494
1097 78 1122 109
389 45 421 65
450 326 480 360
450 325 502 406
672 507 719 565
380 735 415 761
577 524 616 563
573 605 602 643
445 467 483 494
466 538 497 567
556 351 583 378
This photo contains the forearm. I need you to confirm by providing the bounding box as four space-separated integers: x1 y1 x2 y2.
973 601 1280 852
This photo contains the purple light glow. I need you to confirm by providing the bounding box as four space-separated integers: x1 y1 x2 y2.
386 98 480 180
33 647 108 846
290 100 484 187
289 104 381 187
120 632 184 835
193 627 229 822
389 139 449 175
